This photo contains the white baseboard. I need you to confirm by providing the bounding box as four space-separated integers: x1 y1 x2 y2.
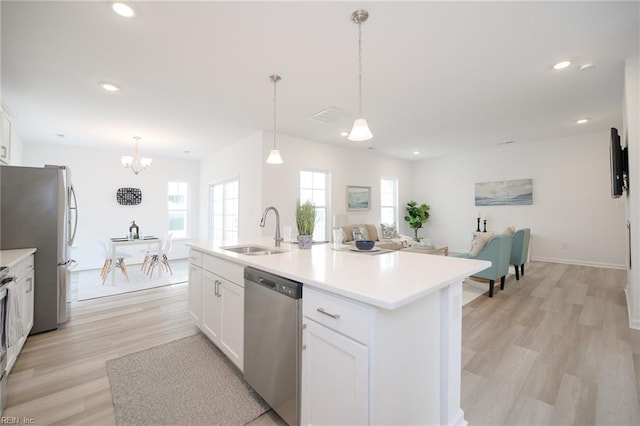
447 251 626 270
530 256 625 270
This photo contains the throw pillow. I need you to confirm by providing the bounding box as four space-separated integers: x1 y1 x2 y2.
352 225 370 241
365 224 379 241
380 223 399 239
470 232 494 257
341 225 354 242
503 226 515 235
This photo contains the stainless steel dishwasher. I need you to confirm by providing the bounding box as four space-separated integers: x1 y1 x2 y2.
244 267 302 426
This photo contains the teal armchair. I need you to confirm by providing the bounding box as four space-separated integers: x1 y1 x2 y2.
510 228 531 280
456 233 513 297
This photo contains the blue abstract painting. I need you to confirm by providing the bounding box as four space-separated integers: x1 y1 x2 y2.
475 179 533 206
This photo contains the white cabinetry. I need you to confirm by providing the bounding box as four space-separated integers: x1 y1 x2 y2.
188 249 244 371
0 108 11 165
202 271 244 369
302 287 369 425
302 284 464 425
187 250 203 327
6 253 35 373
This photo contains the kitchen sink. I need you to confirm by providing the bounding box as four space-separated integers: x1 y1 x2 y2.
221 245 285 256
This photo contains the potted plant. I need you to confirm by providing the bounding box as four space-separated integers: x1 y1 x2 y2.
404 200 430 241
296 200 316 249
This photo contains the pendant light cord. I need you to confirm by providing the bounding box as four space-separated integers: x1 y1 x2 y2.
273 77 277 149
357 22 363 116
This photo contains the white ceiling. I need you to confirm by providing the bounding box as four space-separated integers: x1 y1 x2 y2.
2 1 639 161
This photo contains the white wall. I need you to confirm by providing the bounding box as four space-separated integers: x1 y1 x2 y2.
413 131 626 268
23 143 200 269
260 133 415 239
198 132 264 242
624 56 640 328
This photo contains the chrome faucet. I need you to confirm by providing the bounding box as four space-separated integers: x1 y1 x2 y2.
260 206 282 247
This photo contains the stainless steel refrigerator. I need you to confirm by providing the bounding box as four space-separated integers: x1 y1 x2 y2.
0 165 78 334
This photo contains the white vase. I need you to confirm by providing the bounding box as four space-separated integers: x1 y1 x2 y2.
298 235 313 249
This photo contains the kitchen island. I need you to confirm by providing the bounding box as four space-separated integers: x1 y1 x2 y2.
186 239 490 426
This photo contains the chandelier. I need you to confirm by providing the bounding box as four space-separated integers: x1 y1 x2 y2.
121 136 152 174
348 9 373 142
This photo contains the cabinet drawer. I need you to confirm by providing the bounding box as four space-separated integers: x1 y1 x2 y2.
203 254 243 285
13 255 34 282
188 250 203 267
303 287 369 344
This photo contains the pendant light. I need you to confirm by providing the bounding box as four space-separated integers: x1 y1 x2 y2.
348 9 373 142
121 136 152 175
266 74 283 164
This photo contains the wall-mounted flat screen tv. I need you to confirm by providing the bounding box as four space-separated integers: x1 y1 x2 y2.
610 127 628 198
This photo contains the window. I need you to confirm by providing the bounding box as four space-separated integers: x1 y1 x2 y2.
168 181 189 238
300 170 328 241
380 177 398 225
209 178 239 242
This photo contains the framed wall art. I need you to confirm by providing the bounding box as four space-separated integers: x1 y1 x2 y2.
116 187 142 205
475 179 533 206
346 185 371 211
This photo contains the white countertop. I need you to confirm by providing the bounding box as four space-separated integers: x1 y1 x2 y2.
0 248 37 268
187 239 490 310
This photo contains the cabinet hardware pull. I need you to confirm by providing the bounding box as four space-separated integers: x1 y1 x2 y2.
26 277 32 293
215 280 222 297
316 307 340 319
302 344 307 350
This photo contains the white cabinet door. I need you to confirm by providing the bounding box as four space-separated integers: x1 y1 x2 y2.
220 280 244 370
202 271 222 343
188 264 203 326
21 270 34 333
302 319 369 426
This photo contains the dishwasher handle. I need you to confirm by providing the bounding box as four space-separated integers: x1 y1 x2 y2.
257 277 276 289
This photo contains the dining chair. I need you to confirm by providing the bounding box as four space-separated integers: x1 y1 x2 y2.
510 228 531 280
454 233 513 297
99 240 130 284
142 233 174 277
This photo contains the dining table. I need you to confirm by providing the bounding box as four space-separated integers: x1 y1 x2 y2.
109 236 162 285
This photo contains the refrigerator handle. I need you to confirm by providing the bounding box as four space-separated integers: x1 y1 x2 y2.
68 184 78 246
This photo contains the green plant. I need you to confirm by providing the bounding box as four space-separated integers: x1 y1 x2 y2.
296 200 316 236
404 200 430 241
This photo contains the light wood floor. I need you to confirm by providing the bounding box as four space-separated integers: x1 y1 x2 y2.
462 261 640 425
4 261 640 425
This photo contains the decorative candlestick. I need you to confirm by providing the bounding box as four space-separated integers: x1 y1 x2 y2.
476 218 481 232
483 220 487 232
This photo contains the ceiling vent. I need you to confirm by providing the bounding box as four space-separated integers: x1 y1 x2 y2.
309 107 350 124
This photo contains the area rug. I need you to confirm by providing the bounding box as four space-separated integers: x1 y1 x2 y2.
76 259 188 301
462 277 489 305
106 333 269 426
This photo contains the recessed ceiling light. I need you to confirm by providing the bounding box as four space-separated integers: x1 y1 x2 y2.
413 151 420 155
99 82 120 92
553 60 571 70
340 131 348 137
112 2 135 18
576 118 589 124
580 62 596 71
